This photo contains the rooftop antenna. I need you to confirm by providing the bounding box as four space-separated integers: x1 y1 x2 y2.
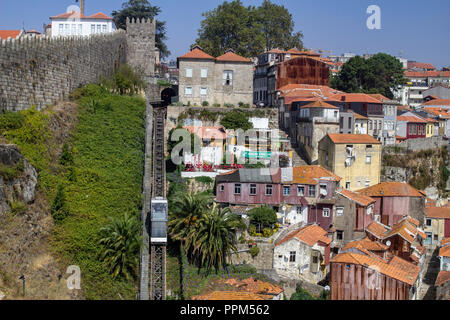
75 0 85 15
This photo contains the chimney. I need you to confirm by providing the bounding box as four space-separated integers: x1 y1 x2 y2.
341 96 346 102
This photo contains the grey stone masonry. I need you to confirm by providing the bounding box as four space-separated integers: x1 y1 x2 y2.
0 32 127 112
126 17 157 82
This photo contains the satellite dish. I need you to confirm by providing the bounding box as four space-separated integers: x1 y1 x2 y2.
386 240 391 247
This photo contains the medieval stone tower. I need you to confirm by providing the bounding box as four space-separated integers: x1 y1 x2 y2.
126 17 158 83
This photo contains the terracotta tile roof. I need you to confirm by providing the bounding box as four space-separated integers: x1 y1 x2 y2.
426 206 450 219
384 217 426 243
287 48 302 54
397 115 427 123
291 165 341 184
327 134 381 145
88 12 113 20
357 182 424 198
426 117 439 123
0 30 22 40
276 224 331 247
407 62 436 70
405 70 450 78
267 48 286 54
178 47 215 60
423 99 450 106
192 291 268 300
223 277 283 295
184 126 227 140
337 189 375 206
331 252 420 286
439 245 450 258
328 93 382 104
50 11 112 20
300 99 339 110
348 110 368 120
367 94 397 104
366 221 390 239
435 271 450 286
343 237 389 252
216 50 252 63
423 108 450 118
441 237 450 246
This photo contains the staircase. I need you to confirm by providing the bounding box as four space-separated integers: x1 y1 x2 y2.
289 136 308 166
417 247 441 300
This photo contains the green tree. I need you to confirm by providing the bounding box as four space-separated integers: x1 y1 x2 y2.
195 0 303 58
331 53 406 99
220 110 253 130
60 143 74 166
112 0 170 58
99 213 142 280
254 0 303 51
167 126 202 156
51 184 69 222
290 285 316 300
248 206 277 233
186 204 245 273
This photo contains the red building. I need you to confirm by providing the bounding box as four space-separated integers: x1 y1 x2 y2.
396 114 427 139
356 182 426 227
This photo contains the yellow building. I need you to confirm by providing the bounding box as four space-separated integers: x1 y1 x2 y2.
424 205 450 246
318 134 382 191
425 118 438 137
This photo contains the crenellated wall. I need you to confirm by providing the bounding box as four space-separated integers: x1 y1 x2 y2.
0 17 158 112
0 31 127 111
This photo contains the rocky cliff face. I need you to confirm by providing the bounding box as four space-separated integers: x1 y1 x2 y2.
0 144 38 215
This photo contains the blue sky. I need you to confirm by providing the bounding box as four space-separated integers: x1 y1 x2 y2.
1 0 449 68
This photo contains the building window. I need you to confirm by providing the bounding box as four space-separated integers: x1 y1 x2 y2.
336 207 344 216
200 87 207 96
102 25 107 33
97 25 101 33
366 155 372 164
346 182 351 189
296 207 303 216
250 184 257 195
319 184 327 197
283 186 290 195
219 185 225 192
334 111 338 118
223 70 233 86
323 208 330 217
65 24 70 35
308 185 316 197
266 185 273 196
201 68 208 78
91 24 95 34
234 184 241 195
59 24 64 34
426 219 432 226
365 180 370 187
185 87 192 95
72 24 77 35
298 186 305 196
185 68 193 78
78 24 82 35
336 230 344 240
289 251 296 262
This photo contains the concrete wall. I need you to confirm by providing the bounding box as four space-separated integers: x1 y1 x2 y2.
178 59 216 105
0 31 127 111
228 243 274 271
395 136 446 152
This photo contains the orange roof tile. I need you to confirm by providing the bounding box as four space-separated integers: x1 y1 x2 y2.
426 206 450 219
328 93 382 104
405 70 450 78
300 99 338 110
0 30 22 40
357 182 424 198
397 115 427 123
426 117 439 123
223 277 283 295
327 134 381 145
435 271 450 286
291 165 341 184
442 237 450 246
50 11 88 19
178 47 215 60
407 62 436 70
267 48 286 54
423 99 450 106
88 12 113 20
423 108 450 118
367 94 393 102
276 224 331 247
343 237 388 252
338 189 375 206
192 291 268 300
439 245 450 258
184 126 227 140
216 50 252 63
331 252 420 286
348 110 368 120
366 221 390 239
384 217 426 243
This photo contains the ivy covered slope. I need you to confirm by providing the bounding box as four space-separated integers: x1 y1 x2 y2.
1 84 146 299
52 86 146 299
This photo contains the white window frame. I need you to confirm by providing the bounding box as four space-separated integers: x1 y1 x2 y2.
283 186 290 196
186 68 193 78
365 180 370 187
297 185 305 196
250 184 257 195
201 68 208 78
266 184 273 196
223 70 233 86
366 155 372 164
185 87 192 95
336 207 344 217
234 184 241 195
200 87 207 96
323 208 330 217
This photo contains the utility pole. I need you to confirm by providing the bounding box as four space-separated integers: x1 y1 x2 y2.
75 0 85 15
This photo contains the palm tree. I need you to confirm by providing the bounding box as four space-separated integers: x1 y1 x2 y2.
186 204 245 274
168 191 214 298
99 213 142 280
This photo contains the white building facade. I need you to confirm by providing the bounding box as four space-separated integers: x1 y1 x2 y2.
50 11 116 37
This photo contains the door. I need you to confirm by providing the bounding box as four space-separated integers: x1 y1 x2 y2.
425 232 432 245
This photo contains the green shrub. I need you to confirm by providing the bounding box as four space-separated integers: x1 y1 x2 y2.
290 285 316 300
263 228 273 238
195 176 214 184
249 246 260 258
0 160 24 181
0 112 25 131
60 143 74 166
213 103 221 108
202 101 209 107
248 206 277 233
249 225 256 236
51 184 69 223
9 201 27 215
224 103 234 108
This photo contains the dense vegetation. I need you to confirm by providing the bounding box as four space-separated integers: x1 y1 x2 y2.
330 53 406 99
0 82 146 299
196 0 303 58
290 285 329 300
